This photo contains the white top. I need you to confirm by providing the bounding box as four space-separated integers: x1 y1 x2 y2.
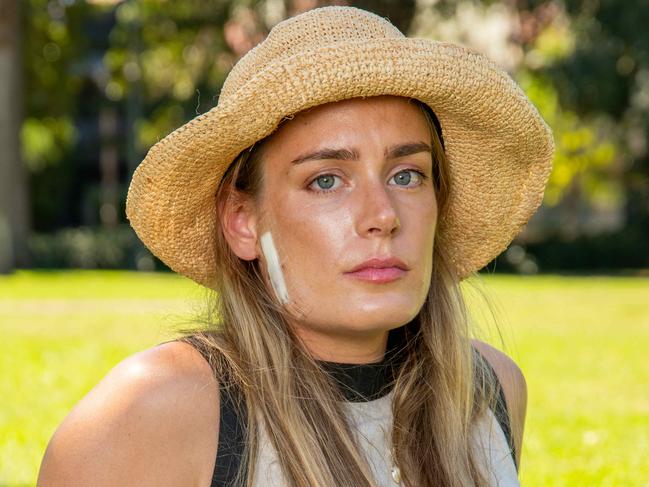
251 389 519 486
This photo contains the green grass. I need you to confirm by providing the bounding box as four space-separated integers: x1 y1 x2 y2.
2 270 648 486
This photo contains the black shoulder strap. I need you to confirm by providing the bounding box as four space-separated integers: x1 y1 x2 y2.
475 349 518 472
171 338 250 487
212 381 249 487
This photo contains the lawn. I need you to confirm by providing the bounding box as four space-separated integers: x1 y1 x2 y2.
1 270 647 486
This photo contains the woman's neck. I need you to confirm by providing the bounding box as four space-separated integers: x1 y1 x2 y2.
295 326 390 364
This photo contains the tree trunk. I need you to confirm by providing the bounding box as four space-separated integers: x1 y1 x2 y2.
0 0 30 273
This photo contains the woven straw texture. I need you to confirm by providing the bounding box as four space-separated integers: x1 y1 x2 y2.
126 6 554 288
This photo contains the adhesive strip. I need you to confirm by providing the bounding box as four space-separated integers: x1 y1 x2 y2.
260 231 289 304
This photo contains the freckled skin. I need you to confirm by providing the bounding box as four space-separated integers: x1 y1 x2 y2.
255 95 437 362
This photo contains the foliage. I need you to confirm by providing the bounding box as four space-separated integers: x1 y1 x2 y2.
105 0 264 150
495 227 649 273
21 0 93 172
516 69 620 210
21 0 111 231
21 117 77 172
531 0 649 230
27 224 160 271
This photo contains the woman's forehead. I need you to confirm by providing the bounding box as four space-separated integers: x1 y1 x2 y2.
264 95 431 157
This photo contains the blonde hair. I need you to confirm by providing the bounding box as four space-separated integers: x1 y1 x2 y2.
181 97 502 486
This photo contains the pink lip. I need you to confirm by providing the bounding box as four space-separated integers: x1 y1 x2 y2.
344 256 409 283
345 267 407 283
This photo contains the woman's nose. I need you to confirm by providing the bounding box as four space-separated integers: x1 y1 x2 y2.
355 178 401 238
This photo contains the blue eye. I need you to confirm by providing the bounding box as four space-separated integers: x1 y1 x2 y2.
390 169 425 187
309 174 341 192
394 171 412 185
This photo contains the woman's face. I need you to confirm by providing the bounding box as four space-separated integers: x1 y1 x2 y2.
245 96 437 359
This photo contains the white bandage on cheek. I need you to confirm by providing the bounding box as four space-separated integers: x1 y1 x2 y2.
260 231 289 305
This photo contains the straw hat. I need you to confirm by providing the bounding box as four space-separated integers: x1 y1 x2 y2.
126 6 554 288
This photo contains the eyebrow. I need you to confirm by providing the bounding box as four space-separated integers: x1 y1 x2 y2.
289 141 432 165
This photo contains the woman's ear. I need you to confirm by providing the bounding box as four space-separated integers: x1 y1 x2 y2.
220 190 259 261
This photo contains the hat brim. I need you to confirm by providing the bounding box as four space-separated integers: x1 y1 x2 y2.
126 37 554 288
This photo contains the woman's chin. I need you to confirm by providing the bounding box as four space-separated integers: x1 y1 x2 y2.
355 292 422 314
339 297 421 332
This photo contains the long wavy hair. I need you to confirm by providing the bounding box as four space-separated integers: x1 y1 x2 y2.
181 96 502 486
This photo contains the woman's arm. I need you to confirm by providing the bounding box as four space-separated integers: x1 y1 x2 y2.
471 339 528 470
37 341 220 487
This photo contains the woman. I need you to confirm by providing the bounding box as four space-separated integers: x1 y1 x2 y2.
38 6 553 487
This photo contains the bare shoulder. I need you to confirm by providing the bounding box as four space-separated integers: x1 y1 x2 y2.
471 339 527 468
37 340 220 487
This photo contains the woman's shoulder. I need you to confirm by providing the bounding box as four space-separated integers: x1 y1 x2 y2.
37 341 220 487
471 339 527 468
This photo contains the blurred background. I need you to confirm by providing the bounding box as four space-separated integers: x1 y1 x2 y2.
0 0 647 486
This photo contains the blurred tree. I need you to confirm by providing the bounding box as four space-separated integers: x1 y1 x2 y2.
515 0 649 248
105 0 262 154
21 0 95 231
